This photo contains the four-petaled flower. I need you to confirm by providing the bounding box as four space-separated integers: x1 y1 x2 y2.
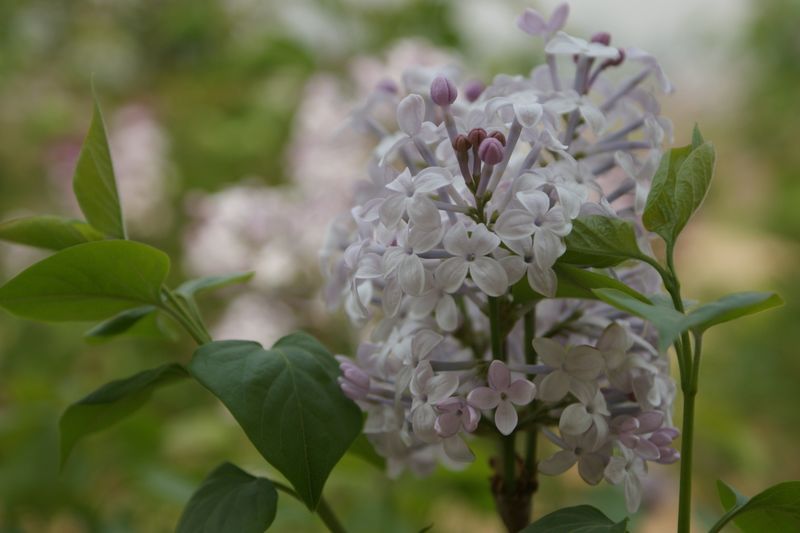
467 360 536 435
435 223 508 296
533 337 604 403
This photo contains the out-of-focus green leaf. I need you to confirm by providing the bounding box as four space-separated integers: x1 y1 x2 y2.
0 240 169 322
189 332 362 509
521 505 628 532
73 96 126 239
711 480 800 532
0 215 104 250
83 306 179 342
512 264 650 304
176 462 277 533
60 363 189 465
686 292 783 333
175 271 254 298
347 433 385 470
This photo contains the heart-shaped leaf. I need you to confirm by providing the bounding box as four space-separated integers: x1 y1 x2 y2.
176 462 277 533
73 96 126 239
189 332 362 509
0 215 104 250
60 363 189 464
521 505 628 532
0 240 169 322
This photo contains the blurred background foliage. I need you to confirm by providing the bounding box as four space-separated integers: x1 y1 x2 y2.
0 0 797 531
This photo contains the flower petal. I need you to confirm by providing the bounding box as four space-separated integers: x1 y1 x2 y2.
467 387 500 410
488 360 511 391
434 257 469 293
532 337 565 368
538 370 570 402
494 209 536 241
469 256 508 297
539 450 577 476
397 254 426 296
443 435 475 463
507 379 536 406
397 94 425 136
379 194 406 229
578 453 606 485
559 403 592 435
494 400 518 436
435 293 459 332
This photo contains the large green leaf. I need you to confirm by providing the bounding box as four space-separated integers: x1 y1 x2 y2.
710 480 800 532
176 462 277 533
0 240 169 321
521 505 628 533
347 433 385 470
0 215 104 250
512 264 650 304
643 128 716 246
73 97 126 238
176 272 254 298
189 332 362 509
60 363 189 464
685 292 783 334
561 216 648 268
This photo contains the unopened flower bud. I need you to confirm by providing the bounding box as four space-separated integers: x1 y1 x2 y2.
478 137 504 165
452 134 472 153
488 131 506 146
601 48 626 68
467 127 487 148
464 80 485 102
591 31 612 45
430 75 458 106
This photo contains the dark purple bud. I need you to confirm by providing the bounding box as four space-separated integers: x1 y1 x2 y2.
488 130 506 146
452 134 472 153
467 127 487 148
430 75 458 106
376 78 398 94
464 80 485 102
478 138 504 165
591 32 612 45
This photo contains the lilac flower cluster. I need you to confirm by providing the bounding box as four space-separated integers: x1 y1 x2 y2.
322 4 679 512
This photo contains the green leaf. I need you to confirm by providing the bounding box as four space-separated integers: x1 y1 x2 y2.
189 332 362 509
0 215 104 250
60 363 189 464
643 131 716 246
521 505 628 533
593 289 783 353
592 288 687 353
175 272 254 298
561 215 648 268
691 124 705 149
711 480 800 533
73 97 126 239
685 292 783 334
512 264 650 305
84 305 178 342
176 462 277 533
0 240 169 322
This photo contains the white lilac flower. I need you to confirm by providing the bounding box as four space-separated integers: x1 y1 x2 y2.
467 361 536 435
605 445 648 513
539 428 611 485
409 361 459 442
435 223 508 297
532 337 604 403
321 3 677 501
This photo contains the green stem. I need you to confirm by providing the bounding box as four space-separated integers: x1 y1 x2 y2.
160 288 211 345
273 482 347 533
502 435 516 496
677 333 702 533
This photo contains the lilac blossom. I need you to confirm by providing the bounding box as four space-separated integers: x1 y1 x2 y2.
467 361 536 435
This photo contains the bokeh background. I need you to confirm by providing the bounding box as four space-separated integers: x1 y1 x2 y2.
0 0 797 531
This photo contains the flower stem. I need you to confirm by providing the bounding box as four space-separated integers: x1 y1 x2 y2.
273 482 348 533
677 333 702 533
523 308 539 476
488 296 503 361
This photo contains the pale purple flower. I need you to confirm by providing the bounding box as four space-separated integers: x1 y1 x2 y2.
605 445 647 513
559 390 610 445
379 167 451 229
396 93 426 136
410 361 459 442
336 355 371 400
467 361 536 435
485 91 544 129
545 32 620 59
517 4 569 40
499 237 558 297
382 221 443 296
545 90 606 134
533 337 604 403
539 429 610 485
435 397 480 437
434 223 508 297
